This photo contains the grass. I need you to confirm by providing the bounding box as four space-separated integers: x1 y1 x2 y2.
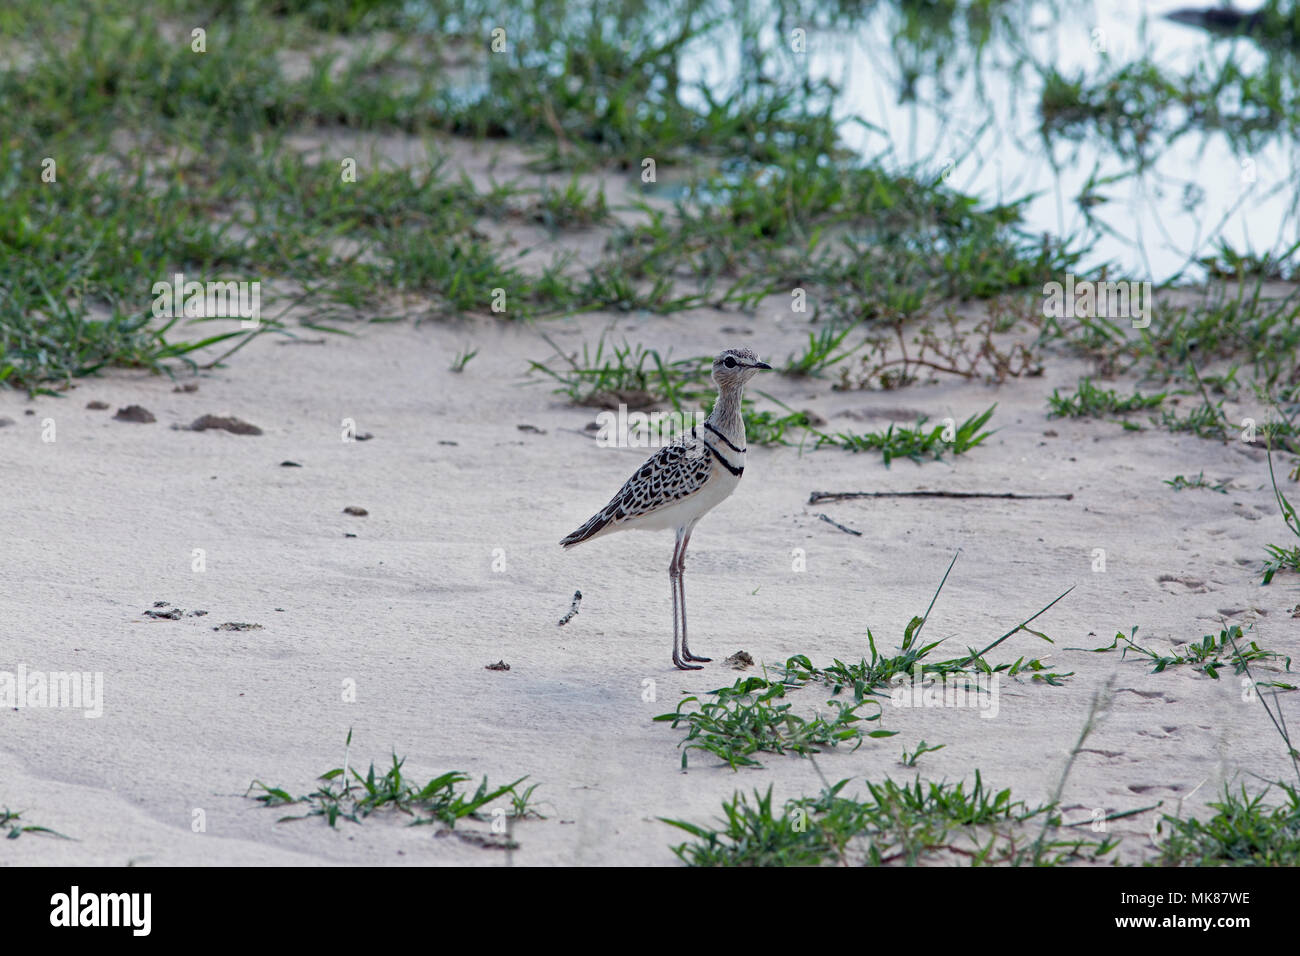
449 346 478 373
531 335 999 462
654 553 1075 772
1151 618 1300 865
779 551 1075 699
813 404 997 465
0 0 1094 393
901 740 946 767
782 325 860 377
246 730 535 831
666 655 1300 866
1263 445 1300 584
1078 625 1294 686
1047 378 1166 419
527 335 708 409
529 177 610 230
652 674 889 770
663 771 1117 866
6 0 1300 400
1164 472 1231 493
1154 784 1300 866
1 808 69 841
1038 281 1300 444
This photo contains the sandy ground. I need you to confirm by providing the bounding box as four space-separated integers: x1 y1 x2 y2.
3 143 1299 867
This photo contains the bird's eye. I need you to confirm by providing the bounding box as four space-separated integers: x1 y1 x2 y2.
723 356 737 368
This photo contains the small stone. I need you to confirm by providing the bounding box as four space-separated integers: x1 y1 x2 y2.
0 417 14 427
438 440 458 446
517 424 546 434
173 383 199 393
212 622 263 632
280 461 302 467
189 414 261 435
343 506 368 516
486 660 511 671
114 405 156 423
724 650 754 669
355 432 374 441
86 401 110 410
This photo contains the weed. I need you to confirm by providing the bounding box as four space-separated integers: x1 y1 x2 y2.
1048 379 1165 418
1263 444 1300 584
449 346 478 373
901 740 946 767
814 405 997 465
1155 784 1300 866
246 730 531 829
0 808 69 841
1165 472 1231 493
780 551 1075 699
653 674 890 770
664 771 1115 866
1078 626 1293 685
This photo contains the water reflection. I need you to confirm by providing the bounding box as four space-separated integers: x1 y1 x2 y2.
676 0 1300 281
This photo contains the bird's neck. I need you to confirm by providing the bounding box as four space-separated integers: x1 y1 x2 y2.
706 382 746 447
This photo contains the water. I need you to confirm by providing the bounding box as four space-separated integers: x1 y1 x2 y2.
679 0 1300 283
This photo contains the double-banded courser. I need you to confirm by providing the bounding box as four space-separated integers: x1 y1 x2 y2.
560 348 771 669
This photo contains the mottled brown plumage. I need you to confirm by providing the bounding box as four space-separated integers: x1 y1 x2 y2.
560 347 771 669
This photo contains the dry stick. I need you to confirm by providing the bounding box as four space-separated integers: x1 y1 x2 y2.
816 513 861 536
810 490 1074 504
557 590 583 627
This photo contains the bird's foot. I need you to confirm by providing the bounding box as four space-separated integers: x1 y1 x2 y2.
682 651 712 663
672 653 704 671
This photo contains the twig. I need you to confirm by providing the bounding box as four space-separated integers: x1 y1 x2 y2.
816 513 862 536
809 490 1074 504
558 590 582 627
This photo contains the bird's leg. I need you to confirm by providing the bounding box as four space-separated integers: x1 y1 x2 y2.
670 528 701 671
678 526 710 663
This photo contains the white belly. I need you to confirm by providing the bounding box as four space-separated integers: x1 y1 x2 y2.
629 454 744 531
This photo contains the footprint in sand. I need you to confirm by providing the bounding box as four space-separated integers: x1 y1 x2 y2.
1156 574 1210 594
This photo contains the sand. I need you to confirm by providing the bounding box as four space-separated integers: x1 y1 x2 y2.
3 141 1298 867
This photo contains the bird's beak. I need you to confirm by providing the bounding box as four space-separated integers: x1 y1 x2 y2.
752 362 772 370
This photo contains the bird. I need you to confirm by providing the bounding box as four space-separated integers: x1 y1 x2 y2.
560 347 772 670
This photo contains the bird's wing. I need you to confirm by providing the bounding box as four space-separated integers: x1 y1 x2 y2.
605 431 713 520
560 432 712 546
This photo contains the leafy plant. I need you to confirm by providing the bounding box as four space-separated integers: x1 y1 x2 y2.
246 730 532 830
653 675 888 770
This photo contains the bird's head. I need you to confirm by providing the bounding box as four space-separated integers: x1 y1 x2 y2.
711 347 771 388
